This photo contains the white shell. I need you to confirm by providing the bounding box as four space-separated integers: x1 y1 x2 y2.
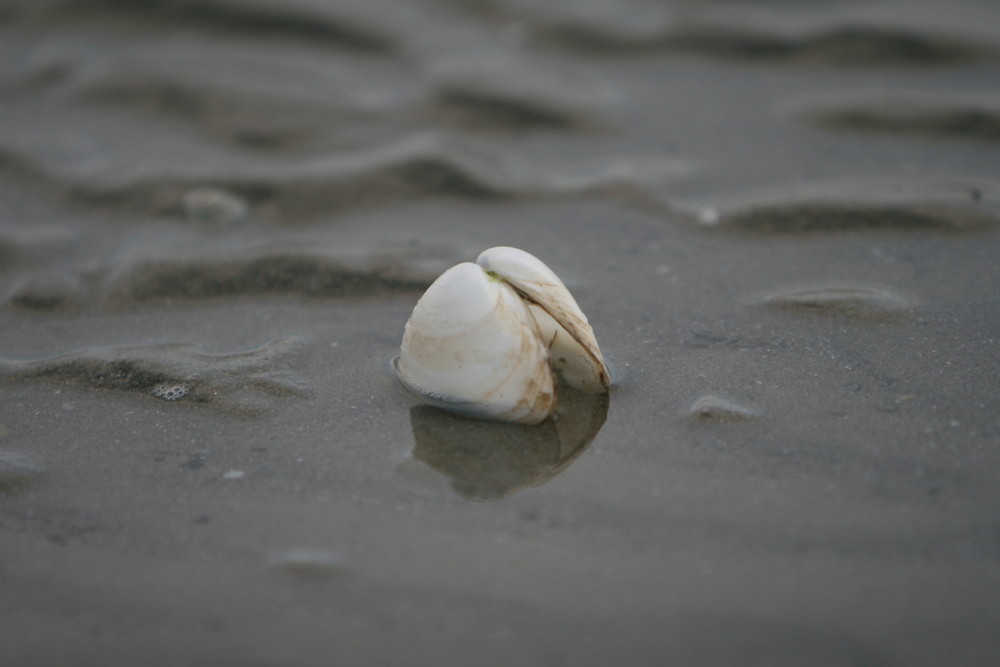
395 247 609 424
477 247 610 393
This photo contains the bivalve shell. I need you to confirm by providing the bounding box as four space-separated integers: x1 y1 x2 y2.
395 247 609 424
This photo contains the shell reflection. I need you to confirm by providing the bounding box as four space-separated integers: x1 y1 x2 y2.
410 381 609 500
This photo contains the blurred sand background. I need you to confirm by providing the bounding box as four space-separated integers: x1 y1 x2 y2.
1 1 999 665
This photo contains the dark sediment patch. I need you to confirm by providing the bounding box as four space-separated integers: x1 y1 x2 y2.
683 331 789 351
658 25 995 67
803 101 1000 142
0 337 308 414
725 204 987 233
683 177 999 234
434 88 589 131
30 0 396 54
106 253 433 304
6 272 86 312
750 283 916 322
439 0 995 68
100 234 454 305
517 8 998 67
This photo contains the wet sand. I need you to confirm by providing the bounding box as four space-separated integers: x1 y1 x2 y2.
1 1 999 665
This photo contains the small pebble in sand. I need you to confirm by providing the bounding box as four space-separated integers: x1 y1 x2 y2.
269 549 347 580
696 206 721 226
182 188 248 227
690 395 759 421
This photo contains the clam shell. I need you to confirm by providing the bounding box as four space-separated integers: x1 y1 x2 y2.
477 247 610 393
395 261 556 424
395 247 609 424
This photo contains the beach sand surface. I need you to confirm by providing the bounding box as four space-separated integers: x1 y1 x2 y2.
1 1 998 665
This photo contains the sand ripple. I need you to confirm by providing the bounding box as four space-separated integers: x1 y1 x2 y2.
103 236 448 304
801 93 1000 142
750 283 916 322
6 232 459 310
0 336 308 414
440 0 998 66
683 177 998 234
21 0 396 53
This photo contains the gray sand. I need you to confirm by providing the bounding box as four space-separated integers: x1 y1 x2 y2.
1 0 998 665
